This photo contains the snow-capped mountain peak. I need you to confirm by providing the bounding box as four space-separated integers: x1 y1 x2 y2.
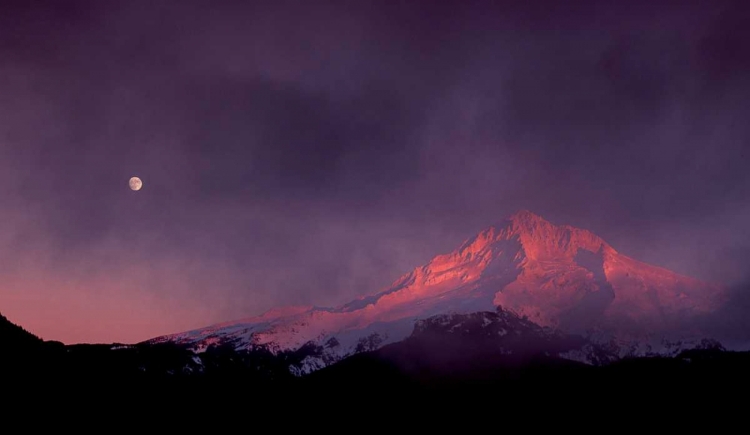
148 210 725 373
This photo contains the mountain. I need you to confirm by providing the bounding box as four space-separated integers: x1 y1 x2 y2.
304 310 748 406
304 308 597 391
149 210 725 372
327 308 619 374
0 314 42 346
4 308 747 414
0 312 43 350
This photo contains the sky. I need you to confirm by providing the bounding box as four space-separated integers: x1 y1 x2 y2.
1 0 749 344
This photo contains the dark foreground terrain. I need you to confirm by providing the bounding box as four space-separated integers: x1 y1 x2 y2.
2 312 748 415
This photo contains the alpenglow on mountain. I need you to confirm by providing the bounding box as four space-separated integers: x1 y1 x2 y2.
149 210 725 372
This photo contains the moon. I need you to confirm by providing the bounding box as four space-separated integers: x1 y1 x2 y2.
129 176 143 191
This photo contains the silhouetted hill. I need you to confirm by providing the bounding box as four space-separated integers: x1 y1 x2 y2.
303 310 750 407
2 308 749 414
0 312 42 348
0 312 50 374
305 308 596 389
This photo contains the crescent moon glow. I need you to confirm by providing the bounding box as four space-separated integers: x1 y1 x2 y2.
129 176 143 191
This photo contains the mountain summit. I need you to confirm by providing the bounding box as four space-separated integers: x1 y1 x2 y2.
150 210 725 370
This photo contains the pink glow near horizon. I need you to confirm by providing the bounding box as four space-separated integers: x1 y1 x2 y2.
2 265 219 344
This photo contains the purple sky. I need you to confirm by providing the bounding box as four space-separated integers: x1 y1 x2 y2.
1 0 749 343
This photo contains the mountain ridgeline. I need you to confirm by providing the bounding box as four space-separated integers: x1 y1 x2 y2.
2 307 747 407
2 211 748 404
